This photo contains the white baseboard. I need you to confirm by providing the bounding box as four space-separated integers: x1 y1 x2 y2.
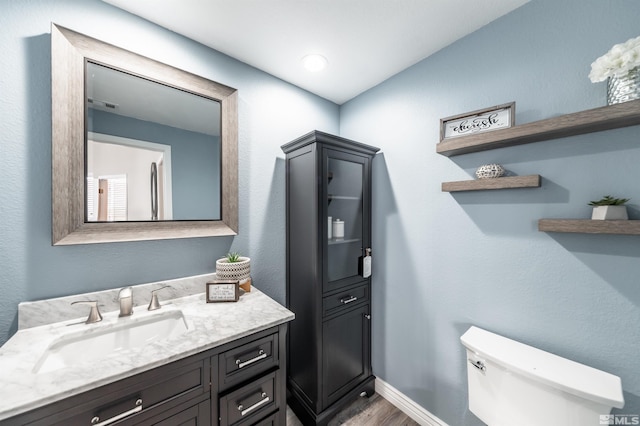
375 378 449 426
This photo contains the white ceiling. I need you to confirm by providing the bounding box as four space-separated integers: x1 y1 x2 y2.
102 0 529 105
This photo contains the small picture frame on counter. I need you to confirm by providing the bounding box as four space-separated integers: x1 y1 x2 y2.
206 280 240 303
440 102 515 141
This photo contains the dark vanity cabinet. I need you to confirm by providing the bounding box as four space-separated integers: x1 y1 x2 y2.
281 131 379 426
4 325 287 426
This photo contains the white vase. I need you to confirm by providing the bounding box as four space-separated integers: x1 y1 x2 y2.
215 257 251 280
591 205 628 220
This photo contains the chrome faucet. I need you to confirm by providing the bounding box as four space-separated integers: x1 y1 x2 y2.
118 286 134 317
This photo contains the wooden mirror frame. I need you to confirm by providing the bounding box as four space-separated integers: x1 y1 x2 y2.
51 24 238 245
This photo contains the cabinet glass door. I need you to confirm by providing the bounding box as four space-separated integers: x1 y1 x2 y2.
324 149 368 292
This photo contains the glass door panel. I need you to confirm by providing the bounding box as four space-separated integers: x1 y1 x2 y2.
326 152 365 287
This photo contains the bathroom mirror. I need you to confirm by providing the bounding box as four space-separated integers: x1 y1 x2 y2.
51 24 238 245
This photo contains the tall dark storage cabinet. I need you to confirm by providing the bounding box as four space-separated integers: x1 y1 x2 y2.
281 131 379 426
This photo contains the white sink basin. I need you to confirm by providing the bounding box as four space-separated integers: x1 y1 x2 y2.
33 309 188 374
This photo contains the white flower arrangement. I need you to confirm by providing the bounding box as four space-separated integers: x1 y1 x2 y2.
589 35 640 83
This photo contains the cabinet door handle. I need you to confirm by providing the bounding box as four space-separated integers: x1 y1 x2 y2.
340 296 357 304
91 399 142 426
235 349 266 368
237 392 270 416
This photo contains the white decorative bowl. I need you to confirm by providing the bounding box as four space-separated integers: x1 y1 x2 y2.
215 257 251 281
475 164 505 179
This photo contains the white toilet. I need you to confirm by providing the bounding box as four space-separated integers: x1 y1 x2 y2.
461 326 625 426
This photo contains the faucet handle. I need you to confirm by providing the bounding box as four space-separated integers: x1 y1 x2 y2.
71 301 103 324
148 285 170 311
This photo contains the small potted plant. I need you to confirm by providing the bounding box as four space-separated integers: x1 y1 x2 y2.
589 195 630 220
216 252 252 291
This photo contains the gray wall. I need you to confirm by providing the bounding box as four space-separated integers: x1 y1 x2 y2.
0 0 338 343
340 0 640 424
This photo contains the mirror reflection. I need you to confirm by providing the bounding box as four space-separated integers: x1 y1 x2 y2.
86 61 221 222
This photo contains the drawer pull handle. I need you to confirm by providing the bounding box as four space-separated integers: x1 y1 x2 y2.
236 349 266 368
340 296 358 304
91 399 143 426
238 392 270 416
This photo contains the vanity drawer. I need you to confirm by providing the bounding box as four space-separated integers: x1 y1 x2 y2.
141 398 211 426
219 332 279 391
219 371 278 426
250 409 281 426
27 356 208 426
323 284 369 316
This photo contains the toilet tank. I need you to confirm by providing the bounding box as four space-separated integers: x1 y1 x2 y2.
461 326 624 426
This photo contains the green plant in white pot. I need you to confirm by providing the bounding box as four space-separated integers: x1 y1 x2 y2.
589 195 630 220
216 252 251 291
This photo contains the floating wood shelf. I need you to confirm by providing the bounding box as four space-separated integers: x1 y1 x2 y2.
538 219 640 235
436 99 640 156
442 175 540 192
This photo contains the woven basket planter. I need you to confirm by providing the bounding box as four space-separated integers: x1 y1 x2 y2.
215 257 251 281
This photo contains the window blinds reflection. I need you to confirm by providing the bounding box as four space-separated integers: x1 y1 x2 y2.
87 175 128 222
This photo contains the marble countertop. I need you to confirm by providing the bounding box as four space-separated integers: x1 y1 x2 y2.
0 285 294 421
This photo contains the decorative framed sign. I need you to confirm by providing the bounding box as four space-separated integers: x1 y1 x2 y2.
206 280 240 303
440 102 515 141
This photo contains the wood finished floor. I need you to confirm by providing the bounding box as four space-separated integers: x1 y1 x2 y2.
286 393 419 426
